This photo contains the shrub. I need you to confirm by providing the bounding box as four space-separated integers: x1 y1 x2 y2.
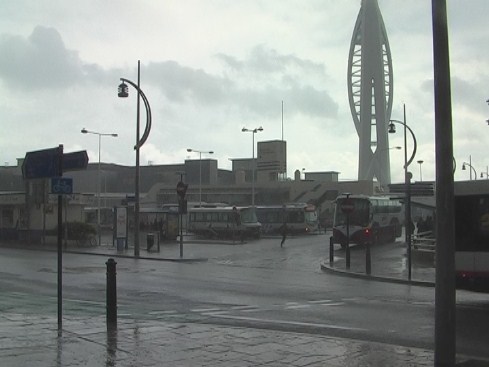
52 222 96 240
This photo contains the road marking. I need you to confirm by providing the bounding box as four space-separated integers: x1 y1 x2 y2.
191 307 222 313
285 304 310 309
209 314 367 332
231 305 259 311
308 299 333 304
148 310 178 315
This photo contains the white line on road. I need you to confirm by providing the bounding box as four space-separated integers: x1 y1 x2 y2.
208 313 367 332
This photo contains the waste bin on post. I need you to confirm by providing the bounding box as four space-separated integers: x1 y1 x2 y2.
116 238 124 252
147 233 155 251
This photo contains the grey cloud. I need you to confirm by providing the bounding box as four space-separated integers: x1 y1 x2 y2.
146 61 231 104
0 26 84 89
217 45 325 76
233 81 337 121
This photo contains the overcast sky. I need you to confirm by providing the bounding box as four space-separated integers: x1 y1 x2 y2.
1 0 488 184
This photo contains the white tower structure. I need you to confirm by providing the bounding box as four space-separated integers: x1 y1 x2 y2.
347 0 393 188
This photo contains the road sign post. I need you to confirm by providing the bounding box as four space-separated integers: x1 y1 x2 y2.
340 196 354 269
176 181 188 258
22 146 88 332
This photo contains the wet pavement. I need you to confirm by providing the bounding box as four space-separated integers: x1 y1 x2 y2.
2 313 438 366
1 236 487 366
321 239 436 287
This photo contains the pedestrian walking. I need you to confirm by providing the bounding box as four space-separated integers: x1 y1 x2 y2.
280 222 287 247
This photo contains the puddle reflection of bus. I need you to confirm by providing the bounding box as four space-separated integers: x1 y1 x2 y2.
255 204 319 235
139 205 179 241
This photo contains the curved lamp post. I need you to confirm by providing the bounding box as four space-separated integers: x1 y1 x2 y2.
462 160 477 181
486 98 488 125
186 148 214 206
118 60 152 257
417 160 424 182
389 104 417 281
81 128 118 247
242 126 263 206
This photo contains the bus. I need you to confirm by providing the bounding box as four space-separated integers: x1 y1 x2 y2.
187 206 261 239
455 188 489 291
255 204 319 235
332 194 403 247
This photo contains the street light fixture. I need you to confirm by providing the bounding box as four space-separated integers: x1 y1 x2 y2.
389 104 417 281
417 160 424 182
241 126 263 206
118 60 152 257
186 148 214 206
81 128 118 246
462 160 477 181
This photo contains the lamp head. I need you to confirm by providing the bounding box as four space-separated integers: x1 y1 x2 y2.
462 163 467 171
81 128 88 134
257 126 263 132
118 81 129 98
111 134 118 137
388 122 396 134
187 148 192 152
242 127 247 132
209 151 214 154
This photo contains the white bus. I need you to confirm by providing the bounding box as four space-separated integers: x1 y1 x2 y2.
187 206 261 239
455 190 489 291
332 194 403 247
255 204 319 235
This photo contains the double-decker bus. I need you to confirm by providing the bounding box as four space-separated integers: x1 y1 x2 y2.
255 204 319 235
332 194 403 247
455 186 489 291
187 206 261 239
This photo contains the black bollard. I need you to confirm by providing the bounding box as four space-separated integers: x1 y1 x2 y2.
106 258 117 328
366 242 371 275
329 237 334 265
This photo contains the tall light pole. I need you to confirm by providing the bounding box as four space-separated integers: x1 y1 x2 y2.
417 160 424 182
389 104 417 281
118 60 152 257
242 126 263 206
481 166 489 179
186 148 214 206
81 128 118 246
462 157 477 180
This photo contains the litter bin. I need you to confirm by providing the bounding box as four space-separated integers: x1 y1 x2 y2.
147 233 155 251
116 238 125 252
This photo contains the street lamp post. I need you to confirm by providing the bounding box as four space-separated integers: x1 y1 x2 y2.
81 128 118 246
417 160 424 182
481 166 489 179
462 157 477 180
118 60 152 257
186 148 214 206
389 104 417 281
241 126 263 206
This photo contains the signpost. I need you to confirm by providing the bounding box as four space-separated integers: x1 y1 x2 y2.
340 195 354 269
63 150 88 172
51 177 73 195
22 147 61 180
176 180 188 258
22 146 88 331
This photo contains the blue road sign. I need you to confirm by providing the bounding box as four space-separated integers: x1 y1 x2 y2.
51 177 73 195
63 150 88 172
22 147 61 180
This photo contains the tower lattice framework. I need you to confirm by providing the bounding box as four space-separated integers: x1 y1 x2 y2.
347 0 393 188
